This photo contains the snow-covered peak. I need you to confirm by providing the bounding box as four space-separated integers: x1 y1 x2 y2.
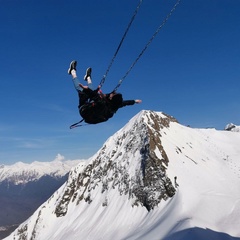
5 110 240 240
0 154 85 184
225 123 240 132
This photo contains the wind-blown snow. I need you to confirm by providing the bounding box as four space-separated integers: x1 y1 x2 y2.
5 110 240 240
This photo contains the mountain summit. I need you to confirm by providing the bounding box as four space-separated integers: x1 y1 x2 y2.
5 110 240 240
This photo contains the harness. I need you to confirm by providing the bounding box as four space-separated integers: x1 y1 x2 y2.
70 92 112 128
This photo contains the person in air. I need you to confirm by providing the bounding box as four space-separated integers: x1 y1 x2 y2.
68 60 142 124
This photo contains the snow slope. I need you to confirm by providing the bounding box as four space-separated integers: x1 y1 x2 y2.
5 110 240 240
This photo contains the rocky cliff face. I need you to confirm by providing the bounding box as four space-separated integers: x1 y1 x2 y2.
54 111 176 217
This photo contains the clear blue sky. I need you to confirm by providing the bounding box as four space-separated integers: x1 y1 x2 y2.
1 0 239 164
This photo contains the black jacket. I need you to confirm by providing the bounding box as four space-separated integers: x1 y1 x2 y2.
78 88 135 124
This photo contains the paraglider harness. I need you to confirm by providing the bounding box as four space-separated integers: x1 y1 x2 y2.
70 88 123 128
79 90 109 125
79 101 108 125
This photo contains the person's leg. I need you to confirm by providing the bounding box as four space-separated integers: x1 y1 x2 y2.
68 61 94 90
71 71 83 92
68 60 83 92
84 67 93 89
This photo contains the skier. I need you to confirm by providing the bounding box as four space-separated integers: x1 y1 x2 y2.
68 60 142 124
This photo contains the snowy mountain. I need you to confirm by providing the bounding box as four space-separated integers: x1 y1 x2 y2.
0 155 84 239
0 154 83 184
5 110 240 240
225 123 240 132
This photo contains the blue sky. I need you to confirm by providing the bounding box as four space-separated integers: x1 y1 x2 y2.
1 0 240 164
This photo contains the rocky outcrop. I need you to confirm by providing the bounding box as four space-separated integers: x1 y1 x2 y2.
55 111 176 216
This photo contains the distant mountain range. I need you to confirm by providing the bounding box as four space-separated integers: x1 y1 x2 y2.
0 156 83 239
4 110 240 240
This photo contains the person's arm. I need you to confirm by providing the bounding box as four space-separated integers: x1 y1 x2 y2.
121 99 142 108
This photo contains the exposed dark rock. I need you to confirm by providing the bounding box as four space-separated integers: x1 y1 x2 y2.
54 111 176 216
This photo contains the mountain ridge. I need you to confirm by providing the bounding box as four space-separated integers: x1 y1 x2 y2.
0 155 84 185
5 110 240 240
